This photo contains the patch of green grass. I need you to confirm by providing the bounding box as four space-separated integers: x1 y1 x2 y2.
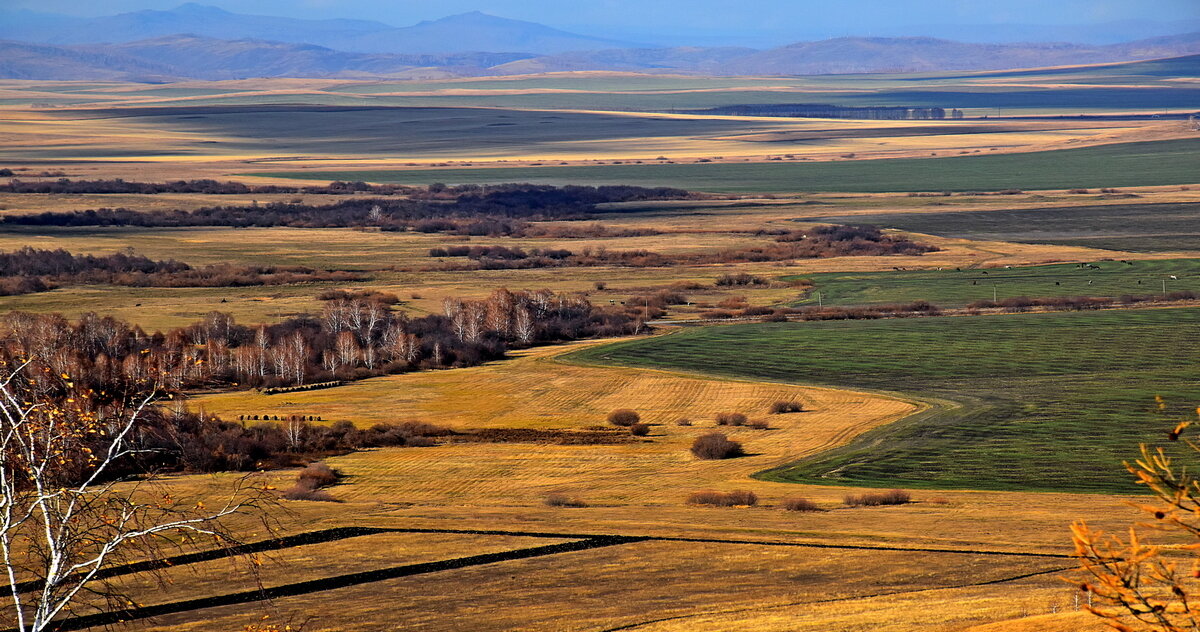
786 259 1200 307
569 308 1200 493
803 201 1200 252
257 138 1200 193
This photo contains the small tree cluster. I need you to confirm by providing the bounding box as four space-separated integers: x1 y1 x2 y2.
607 409 641 427
769 400 804 414
843 489 911 507
781 497 822 512
715 412 748 426
687 490 758 507
544 493 588 508
691 433 744 459
282 462 341 502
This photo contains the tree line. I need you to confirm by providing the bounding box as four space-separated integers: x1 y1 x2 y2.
0 247 365 296
0 177 415 195
685 104 965 120
0 185 692 237
427 224 938 270
0 288 642 397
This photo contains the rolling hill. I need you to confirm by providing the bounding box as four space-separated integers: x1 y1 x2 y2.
514 34 1200 75
0 36 534 81
0 4 639 56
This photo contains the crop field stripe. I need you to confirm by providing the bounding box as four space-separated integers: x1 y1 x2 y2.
569 307 1200 493
648 536 1074 559
254 138 1200 193
18 526 1080 631
32 536 647 632
11 527 393 595
14 526 629 596
596 564 1076 632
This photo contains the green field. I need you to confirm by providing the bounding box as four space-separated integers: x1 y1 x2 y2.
259 138 1200 193
569 308 1200 493
805 201 1200 252
786 259 1200 307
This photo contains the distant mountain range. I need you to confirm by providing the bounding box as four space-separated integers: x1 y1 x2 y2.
1 3 1199 81
0 3 640 55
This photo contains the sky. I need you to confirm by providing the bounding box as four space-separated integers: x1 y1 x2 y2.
6 0 1200 45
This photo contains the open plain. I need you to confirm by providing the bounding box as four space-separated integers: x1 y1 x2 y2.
1 32 1200 632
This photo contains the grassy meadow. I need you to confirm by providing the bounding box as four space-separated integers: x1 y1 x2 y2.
789 258 1200 306
570 307 1200 493
804 201 1200 252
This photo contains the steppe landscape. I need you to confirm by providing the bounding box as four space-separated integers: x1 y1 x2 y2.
1 2 1199 631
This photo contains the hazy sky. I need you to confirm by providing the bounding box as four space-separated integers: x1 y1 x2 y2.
6 0 1200 44
9 0 1198 25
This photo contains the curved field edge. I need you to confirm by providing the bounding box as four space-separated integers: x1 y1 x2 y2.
191 335 920 505
561 333 949 491
564 310 1200 494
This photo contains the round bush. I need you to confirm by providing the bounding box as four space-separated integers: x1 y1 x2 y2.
608 409 641 427
690 432 744 459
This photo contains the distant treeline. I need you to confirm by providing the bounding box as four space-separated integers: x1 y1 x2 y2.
0 184 691 237
683 104 965 120
428 224 938 270
0 177 415 195
0 247 364 296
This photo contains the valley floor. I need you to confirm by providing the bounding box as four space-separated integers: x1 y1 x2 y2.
64 338 1150 631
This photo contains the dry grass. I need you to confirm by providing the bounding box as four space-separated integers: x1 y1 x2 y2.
0 188 1196 330
64 339 1154 632
120 541 1071 632
190 339 918 506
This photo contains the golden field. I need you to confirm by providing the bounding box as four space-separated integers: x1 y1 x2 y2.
74 338 1148 632
1 69 1197 632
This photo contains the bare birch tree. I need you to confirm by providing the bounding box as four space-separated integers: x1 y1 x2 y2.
0 363 271 632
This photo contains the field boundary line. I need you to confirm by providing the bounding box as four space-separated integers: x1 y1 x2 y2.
14 526 1081 630
22 535 646 632
595 564 1076 632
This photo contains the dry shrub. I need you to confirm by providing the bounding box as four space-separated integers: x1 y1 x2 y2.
296 462 339 487
843 489 911 507
608 409 641 427
747 419 770 430
769 400 804 414
463 427 634 445
716 296 748 309
405 436 437 447
283 461 341 502
691 432 744 459
715 412 748 426
282 486 338 502
629 423 651 436
688 489 758 507
781 497 821 512
675 417 693 426
544 493 588 508
928 496 950 505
